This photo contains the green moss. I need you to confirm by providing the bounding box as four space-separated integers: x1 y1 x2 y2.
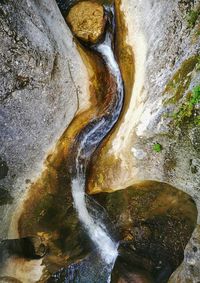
194 115 200 125
172 85 200 126
187 9 200 28
153 143 162 153
191 85 200 102
163 56 200 105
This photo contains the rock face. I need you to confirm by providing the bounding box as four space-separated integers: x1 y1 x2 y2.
95 181 197 283
42 181 197 282
111 260 154 283
1 0 200 282
0 0 89 238
87 0 200 282
66 1 106 43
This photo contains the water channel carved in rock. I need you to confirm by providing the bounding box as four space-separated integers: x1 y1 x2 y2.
0 1 198 283
12 1 125 281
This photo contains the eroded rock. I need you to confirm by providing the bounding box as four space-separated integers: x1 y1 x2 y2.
95 181 197 282
111 258 154 283
87 1 200 281
66 1 106 43
45 181 197 282
0 0 89 239
0 277 22 283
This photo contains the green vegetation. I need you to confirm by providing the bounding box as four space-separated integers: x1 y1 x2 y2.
194 115 200 126
163 56 200 105
173 85 200 126
153 143 162 153
163 56 200 127
190 85 200 103
187 9 199 28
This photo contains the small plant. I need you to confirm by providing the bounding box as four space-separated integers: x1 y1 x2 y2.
191 85 200 103
153 143 162 153
187 9 199 28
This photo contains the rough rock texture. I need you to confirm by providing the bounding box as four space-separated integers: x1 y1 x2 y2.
40 181 197 282
66 1 106 43
1 0 200 281
0 0 89 238
88 0 200 282
95 181 197 283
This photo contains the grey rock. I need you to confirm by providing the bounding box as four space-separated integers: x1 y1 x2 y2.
115 0 200 281
0 0 87 238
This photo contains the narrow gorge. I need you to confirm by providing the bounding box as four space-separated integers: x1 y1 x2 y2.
0 0 200 283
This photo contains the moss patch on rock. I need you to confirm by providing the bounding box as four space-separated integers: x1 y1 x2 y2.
172 85 200 126
163 55 200 105
187 7 200 28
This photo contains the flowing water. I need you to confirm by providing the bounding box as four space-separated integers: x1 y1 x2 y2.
65 3 124 280
71 39 123 276
0 2 197 283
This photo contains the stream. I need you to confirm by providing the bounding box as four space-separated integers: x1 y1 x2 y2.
0 1 198 283
59 2 124 281
72 23 123 268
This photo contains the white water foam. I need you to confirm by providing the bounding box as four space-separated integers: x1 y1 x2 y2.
97 43 122 87
72 177 118 265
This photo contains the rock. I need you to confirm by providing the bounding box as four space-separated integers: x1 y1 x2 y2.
40 181 197 282
0 237 47 261
0 277 22 283
88 0 200 281
1 0 200 282
131 147 147 160
0 158 9 180
94 181 197 282
0 188 13 206
169 225 200 282
111 257 154 283
66 1 106 43
0 0 89 238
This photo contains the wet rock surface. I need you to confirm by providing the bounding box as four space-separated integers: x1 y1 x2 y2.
0 0 200 282
31 181 197 282
95 181 197 283
66 1 106 43
0 277 22 283
111 258 154 283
